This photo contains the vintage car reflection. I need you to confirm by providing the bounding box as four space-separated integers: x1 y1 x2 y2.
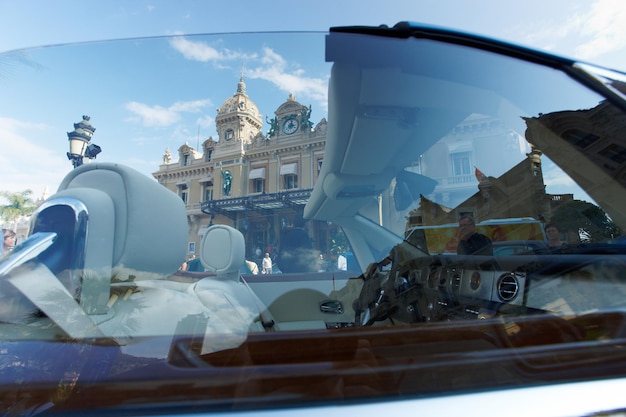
2 22 626 416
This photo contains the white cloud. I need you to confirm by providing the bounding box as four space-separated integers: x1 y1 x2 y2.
170 99 211 113
169 36 250 63
196 114 214 129
170 124 196 144
574 0 626 60
542 160 593 202
246 47 328 107
543 168 577 188
0 117 70 196
125 99 210 127
517 0 626 62
116 156 162 174
169 37 328 109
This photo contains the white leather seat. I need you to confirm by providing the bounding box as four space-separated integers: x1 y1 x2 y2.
199 225 246 281
30 162 188 314
195 224 277 332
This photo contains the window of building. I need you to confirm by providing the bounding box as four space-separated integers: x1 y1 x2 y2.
225 129 234 141
182 154 190 166
204 149 212 162
252 178 265 193
203 187 213 202
283 174 298 190
249 167 266 193
178 183 188 203
565 129 600 149
280 163 298 190
451 152 471 176
408 215 423 226
249 167 265 180
600 144 626 164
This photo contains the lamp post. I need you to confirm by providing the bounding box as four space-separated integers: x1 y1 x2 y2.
67 115 101 168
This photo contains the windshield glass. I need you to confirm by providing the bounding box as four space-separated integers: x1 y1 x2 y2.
2 29 626 414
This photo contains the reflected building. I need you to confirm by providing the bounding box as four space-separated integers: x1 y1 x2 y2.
421 114 530 210
407 113 575 229
411 146 573 228
525 100 626 230
408 99 626 231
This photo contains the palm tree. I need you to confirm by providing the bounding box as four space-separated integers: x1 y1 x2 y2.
0 190 37 232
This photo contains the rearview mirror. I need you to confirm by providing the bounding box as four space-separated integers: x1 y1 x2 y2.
393 170 437 211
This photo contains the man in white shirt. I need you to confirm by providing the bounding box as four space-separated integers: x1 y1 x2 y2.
262 253 273 274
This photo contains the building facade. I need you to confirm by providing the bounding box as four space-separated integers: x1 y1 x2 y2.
152 78 332 264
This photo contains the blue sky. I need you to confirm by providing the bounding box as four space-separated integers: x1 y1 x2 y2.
1 0 626 198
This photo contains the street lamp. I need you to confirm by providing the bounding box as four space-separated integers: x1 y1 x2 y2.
67 115 101 168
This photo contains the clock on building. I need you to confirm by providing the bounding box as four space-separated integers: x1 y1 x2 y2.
282 116 299 135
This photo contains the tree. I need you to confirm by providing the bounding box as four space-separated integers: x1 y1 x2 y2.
550 200 621 243
0 190 37 231
329 228 349 256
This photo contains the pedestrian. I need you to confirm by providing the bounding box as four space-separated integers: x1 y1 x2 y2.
2 229 16 257
262 252 273 274
456 215 493 255
277 215 316 273
545 223 566 248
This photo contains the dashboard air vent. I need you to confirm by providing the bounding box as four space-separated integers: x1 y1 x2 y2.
497 273 519 302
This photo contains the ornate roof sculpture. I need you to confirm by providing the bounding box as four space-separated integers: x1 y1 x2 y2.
266 93 315 139
217 76 261 118
215 76 263 146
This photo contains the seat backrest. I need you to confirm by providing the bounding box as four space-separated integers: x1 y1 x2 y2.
30 162 188 314
199 225 245 281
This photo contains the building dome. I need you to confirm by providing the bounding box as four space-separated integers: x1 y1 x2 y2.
217 76 260 118
275 93 304 114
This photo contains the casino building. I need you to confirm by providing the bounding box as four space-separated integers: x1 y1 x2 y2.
152 77 334 262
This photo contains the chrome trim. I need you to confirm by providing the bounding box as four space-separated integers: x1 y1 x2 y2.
497 273 520 302
30 196 89 298
0 232 57 276
320 299 344 314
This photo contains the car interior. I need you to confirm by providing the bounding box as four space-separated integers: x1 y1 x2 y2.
3 22 626 414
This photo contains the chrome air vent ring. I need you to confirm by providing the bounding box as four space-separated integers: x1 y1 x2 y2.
496 273 519 302
449 269 462 296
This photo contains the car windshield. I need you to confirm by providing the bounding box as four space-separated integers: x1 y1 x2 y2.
2 25 626 414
